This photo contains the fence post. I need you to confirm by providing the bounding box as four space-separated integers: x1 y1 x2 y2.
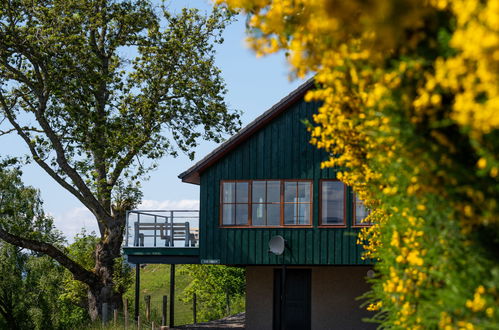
193 293 197 324
124 299 129 329
152 321 155 330
137 315 141 330
102 302 108 325
162 295 167 326
226 288 231 316
145 295 151 322
114 308 118 326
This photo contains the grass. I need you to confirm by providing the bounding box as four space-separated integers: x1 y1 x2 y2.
86 264 245 329
123 264 195 327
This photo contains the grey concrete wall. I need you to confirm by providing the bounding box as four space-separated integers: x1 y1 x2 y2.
246 267 274 330
245 266 375 330
311 266 375 330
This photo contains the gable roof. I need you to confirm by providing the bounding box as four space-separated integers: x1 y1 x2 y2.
178 78 315 185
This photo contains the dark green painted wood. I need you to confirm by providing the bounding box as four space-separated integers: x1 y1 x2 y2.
198 98 371 265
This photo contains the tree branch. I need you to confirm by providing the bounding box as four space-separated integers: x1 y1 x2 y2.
0 228 101 288
32 102 111 222
108 137 149 187
0 93 100 215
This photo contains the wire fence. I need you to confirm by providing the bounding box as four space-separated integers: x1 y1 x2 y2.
91 293 243 330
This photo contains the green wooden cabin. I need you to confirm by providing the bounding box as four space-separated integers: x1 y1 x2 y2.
177 79 375 330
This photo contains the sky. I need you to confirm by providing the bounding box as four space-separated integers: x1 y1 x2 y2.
0 1 308 241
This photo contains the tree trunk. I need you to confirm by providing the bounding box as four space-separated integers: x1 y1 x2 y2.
87 217 125 321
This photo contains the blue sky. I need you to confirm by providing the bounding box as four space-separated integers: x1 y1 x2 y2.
0 1 308 240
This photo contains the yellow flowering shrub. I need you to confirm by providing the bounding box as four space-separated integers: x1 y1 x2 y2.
219 0 499 328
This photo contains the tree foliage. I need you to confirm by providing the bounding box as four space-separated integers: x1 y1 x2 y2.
0 0 240 319
0 243 80 330
179 265 245 322
221 0 499 328
0 166 81 329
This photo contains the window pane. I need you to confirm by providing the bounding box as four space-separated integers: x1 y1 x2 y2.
252 181 266 203
355 195 370 225
322 181 344 225
252 204 265 226
222 204 234 225
236 182 248 203
223 182 235 203
284 204 296 225
297 204 310 224
267 181 281 203
284 182 296 203
297 182 311 202
235 204 248 225
267 204 281 226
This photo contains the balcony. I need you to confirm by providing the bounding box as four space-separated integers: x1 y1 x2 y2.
123 210 200 264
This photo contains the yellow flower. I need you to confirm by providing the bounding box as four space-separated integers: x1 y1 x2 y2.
477 158 487 169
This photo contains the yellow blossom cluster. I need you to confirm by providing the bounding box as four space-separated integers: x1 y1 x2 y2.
219 0 499 328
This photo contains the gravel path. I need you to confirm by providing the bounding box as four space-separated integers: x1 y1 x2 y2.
174 312 245 329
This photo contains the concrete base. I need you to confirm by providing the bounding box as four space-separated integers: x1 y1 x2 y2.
245 266 376 330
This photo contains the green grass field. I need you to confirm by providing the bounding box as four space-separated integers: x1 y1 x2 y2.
124 264 195 326
86 264 245 329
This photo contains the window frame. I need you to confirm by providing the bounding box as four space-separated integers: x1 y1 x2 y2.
219 179 313 228
219 180 251 226
352 192 372 227
282 180 314 226
318 179 347 228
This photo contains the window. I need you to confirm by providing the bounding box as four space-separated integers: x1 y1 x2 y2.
353 193 372 226
320 180 346 226
284 181 312 225
221 181 249 225
220 180 312 227
252 181 281 226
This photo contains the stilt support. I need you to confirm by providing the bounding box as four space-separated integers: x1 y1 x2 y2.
169 264 175 328
135 264 140 321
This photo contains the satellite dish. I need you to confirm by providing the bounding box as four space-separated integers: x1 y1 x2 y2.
269 235 286 255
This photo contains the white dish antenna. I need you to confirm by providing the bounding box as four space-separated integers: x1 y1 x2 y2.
269 235 286 256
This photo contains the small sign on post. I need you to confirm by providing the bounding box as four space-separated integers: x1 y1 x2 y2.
201 259 220 264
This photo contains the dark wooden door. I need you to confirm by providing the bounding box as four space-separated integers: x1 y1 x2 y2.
273 268 311 330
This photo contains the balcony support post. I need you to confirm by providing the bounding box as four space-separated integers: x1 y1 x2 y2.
135 264 140 321
169 264 175 328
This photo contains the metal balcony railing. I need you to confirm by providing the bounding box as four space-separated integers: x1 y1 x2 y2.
125 210 199 248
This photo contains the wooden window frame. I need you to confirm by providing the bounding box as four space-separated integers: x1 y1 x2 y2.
219 180 251 226
352 192 372 227
318 179 347 228
251 180 281 227
282 180 313 227
219 179 313 228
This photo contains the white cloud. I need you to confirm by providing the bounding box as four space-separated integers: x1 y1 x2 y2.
51 207 98 242
52 200 199 242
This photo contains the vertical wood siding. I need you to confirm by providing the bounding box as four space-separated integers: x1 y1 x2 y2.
199 99 370 265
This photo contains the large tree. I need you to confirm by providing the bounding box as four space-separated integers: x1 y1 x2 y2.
0 0 240 320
